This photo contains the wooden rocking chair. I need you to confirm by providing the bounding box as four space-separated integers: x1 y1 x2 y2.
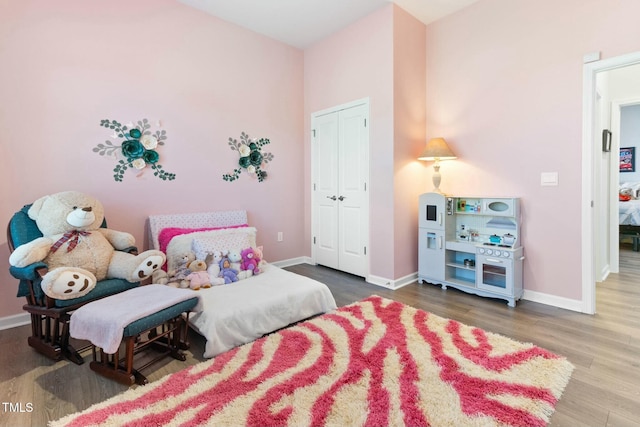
7 204 140 365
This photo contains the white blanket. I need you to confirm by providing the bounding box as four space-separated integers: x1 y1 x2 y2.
189 264 337 358
620 199 640 226
70 284 203 354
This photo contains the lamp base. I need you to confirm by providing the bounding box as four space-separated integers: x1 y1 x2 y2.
432 163 444 194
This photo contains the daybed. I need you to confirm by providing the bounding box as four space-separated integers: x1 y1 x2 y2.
148 210 337 358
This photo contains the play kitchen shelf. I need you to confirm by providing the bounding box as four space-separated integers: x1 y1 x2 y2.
418 193 524 307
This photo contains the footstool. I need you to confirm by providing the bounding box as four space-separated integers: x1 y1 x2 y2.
70 285 200 386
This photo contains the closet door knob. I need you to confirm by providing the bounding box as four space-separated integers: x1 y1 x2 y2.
338 196 345 201
327 195 337 201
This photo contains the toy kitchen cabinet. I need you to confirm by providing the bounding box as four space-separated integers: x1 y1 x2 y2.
418 192 524 307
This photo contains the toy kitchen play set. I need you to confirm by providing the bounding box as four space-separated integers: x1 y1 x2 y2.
417 192 524 307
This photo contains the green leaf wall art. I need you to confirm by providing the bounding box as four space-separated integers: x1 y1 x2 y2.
94 118 176 182
223 132 274 183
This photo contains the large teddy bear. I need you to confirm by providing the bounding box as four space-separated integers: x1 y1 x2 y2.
8 191 166 300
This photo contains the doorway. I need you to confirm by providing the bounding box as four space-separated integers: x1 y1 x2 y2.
311 98 370 278
583 51 640 314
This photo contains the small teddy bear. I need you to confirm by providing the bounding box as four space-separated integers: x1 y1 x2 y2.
241 247 260 275
165 252 195 288
152 251 195 286
185 260 211 290
254 245 266 269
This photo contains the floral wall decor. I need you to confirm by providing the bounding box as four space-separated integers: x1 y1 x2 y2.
223 132 274 183
93 118 176 182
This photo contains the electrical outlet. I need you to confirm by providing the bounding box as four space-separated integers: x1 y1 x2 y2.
277 232 283 242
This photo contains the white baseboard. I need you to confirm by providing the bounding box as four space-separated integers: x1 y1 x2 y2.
521 290 584 313
0 312 30 331
280 258 417 291
231 257 587 313
597 266 610 283
271 256 313 268
367 272 417 290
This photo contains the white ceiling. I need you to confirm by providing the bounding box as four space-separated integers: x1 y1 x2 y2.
177 0 480 49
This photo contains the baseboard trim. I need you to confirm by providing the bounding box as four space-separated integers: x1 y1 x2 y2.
0 312 30 331
274 258 418 290
367 272 417 290
255 259 587 313
271 256 313 268
597 266 610 283
521 290 583 313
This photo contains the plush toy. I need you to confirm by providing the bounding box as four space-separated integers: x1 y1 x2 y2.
165 252 195 288
8 191 166 300
168 252 195 276
254 245 266 269
206 250 224 279
227 249 242 272
152 251 194 286
219 256 238 284
240 247 261 275
228 249 253 280
152 269 169 285
185 260 209 290
187 259 225 290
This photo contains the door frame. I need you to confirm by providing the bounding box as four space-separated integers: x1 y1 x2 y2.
609 97 640 274
582 51 640 314
310 97 370 276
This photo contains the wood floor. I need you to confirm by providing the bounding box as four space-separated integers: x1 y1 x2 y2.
1 246 639 427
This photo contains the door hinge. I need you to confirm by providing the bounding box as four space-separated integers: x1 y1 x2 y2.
314 236 316 244
312 129 316 138
313 183 316 191
364 182 367 191
364 246 367 255
364 118 367 127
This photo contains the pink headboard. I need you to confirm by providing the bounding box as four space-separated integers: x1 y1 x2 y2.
148 210 248 250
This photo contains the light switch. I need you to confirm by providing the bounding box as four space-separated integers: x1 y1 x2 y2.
541 172 559 186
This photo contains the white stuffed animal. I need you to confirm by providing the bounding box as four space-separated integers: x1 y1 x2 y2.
227 249 242 272
9 191 166 300
206 250 224 279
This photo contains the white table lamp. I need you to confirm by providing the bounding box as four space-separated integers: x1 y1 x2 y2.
418 137 457 194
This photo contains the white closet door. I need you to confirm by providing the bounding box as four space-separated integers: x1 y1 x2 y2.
337 103 368 276
313 112 340 269
312 100 369 278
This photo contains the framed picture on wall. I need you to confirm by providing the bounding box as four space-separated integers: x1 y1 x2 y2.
620 147 635 173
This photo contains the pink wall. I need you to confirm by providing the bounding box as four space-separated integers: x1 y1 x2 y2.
393 6 427 279
0 0 304 318
4 0 639 319
304 4 427 282
425 0 640 299
304 5 395 279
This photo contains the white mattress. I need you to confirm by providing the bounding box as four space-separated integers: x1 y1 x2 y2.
188 263 337 358
620 200 640 226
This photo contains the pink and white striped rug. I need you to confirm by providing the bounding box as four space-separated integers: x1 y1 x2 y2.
52 296 573 427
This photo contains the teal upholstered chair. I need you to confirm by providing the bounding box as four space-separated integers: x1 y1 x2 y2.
7 204 140 364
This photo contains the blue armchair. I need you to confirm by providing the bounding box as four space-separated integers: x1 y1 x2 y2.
7 204 140 364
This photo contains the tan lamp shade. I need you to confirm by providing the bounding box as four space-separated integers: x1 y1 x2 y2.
418 137 457 161
418 137 457 194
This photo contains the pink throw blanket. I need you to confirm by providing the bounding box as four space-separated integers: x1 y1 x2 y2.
70 285 202 354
